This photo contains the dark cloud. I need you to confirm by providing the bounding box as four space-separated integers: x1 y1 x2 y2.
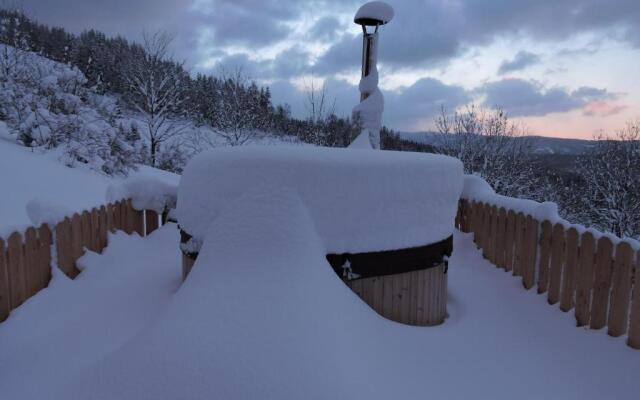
481 79 619 117
498 51 541 74
307 16 343 42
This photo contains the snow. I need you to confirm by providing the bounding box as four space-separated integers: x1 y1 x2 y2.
354 1 395 24
0 226 182 399
107 176 178 213
1 224 638 399
0 139 179 237
177 146 464 254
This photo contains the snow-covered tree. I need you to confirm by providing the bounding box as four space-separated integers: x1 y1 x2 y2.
562 122 640 239
122 31 187 166
434 105 551 200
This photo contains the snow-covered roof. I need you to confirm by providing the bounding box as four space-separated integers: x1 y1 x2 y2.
354 1 395 25
177 146 463 254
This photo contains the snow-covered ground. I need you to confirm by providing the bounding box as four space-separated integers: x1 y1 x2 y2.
0 137 178 236
0 227 637 399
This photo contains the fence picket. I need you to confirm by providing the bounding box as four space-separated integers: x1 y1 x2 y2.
55 218 73 278
504 210 516 272
575 232 596 326
537 221 553 294
512 213 526 277
0 239 9 321
522 216 539 290
38 224 52 291
607 242 633 337
560 228 579 312
6 232 26 309
547 223 565 305
496 208 507 269
23 227 39 298
628 251 640 349
81 211 92 252
489 206 498 264
590 236 614 330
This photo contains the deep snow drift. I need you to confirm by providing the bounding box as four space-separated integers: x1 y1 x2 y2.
177 146 463 254
1 223 637 399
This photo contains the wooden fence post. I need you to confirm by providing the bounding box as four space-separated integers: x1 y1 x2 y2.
6 232 26 309
522 216 539 290
23 227 39 299
495 208 507 269
575 232 596 326
628 250 640 349
512 213 526 277
81 211 92 252
607 242 633 337
55 218 74 278
590 236 614 330
489 205 499 264
537 221 553 294
504 210 516 272
560 227 579 311
547 223 566 305
38 224 52 292
0 239 10 322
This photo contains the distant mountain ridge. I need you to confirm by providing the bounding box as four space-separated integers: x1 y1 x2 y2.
399 131 595 155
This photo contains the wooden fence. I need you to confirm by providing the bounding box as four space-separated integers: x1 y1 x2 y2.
456 199 640 350
0 200 168 323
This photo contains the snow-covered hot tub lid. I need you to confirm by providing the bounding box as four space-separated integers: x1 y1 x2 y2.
177 146 463 255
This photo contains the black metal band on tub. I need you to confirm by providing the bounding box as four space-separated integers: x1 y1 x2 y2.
326 235 453 281
179 227 199 261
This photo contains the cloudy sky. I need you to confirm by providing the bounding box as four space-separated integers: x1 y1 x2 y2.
25 0 640 138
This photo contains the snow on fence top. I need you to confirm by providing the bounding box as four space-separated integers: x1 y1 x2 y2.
354 1 395 24
107 176 177 214
178 146 463 254
462 174 640 251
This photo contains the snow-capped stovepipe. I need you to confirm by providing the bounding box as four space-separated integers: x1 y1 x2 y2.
349 1 394 150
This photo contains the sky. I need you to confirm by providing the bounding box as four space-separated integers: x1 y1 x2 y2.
23 0 640 139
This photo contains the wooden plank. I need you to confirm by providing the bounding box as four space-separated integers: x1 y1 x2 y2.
6 232 26 309
37 224 52 291
504 210 516 272
482 204 492 258
408 272 418 324
113 201 122 232
547 223 566 305
400 271 411 324
474 202 483 248
607 242 633 337
381 274 394 319
391 273 402 321
90 208 100 252
55 218 74 278
106 203 116 233
590 236 614 330
415 268 425 325
146 210 159 234
537 221 553 294
98 206 108 251
512 213 526 277
81 210 92 253
23 227 39 298
69 213 83 279
522 215 539 289
133 208 144 237
496 208 507 269
575 232 596 326
559 227 579 311
488 205 498 263
0 239 10 321
628 250 640 349
373 276 384 316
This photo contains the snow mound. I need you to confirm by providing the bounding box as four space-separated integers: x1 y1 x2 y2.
66 185 408 399
177 146 464 254
25 199 73 228
107 176 178 213
354 1 395 24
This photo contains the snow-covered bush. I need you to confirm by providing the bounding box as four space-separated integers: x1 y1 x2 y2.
0 44 138 175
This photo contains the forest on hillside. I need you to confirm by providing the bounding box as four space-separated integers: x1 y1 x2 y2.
0 9 637 240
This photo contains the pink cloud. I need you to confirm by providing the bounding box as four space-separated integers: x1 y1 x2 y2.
583 101 627 117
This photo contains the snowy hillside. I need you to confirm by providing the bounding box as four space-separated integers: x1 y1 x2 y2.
0 136 178 237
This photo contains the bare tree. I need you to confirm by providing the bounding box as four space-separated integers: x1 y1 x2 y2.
303 77 336 145
434 105 550 200
122 31 186 166
565 122 640 239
